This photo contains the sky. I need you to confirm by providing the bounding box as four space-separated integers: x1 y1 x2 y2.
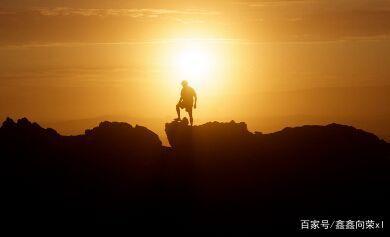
0 0 389 142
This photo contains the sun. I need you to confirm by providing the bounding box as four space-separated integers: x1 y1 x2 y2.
175 45 213 78
170 40 217 89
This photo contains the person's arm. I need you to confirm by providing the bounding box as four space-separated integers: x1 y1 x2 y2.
194 91 197 109
178 90 183 103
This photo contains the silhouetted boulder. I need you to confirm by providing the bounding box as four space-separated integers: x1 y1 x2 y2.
165 120 388 157
1 117 59 137
165 119 253 153
1 117 16 129
0 117 60 152
83 121 162 158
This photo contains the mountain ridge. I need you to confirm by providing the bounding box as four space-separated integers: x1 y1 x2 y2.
0 117 388 232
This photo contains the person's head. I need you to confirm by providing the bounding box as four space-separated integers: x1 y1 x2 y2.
181 80 188 87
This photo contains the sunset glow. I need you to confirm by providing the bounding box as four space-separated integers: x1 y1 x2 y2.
169 40 217 89
0 0 389 143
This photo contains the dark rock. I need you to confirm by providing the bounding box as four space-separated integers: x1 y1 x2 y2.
83 120 162 158
165 119 253 152
1 117 60 144
0 117 388 232
1 117 16 129
165 120 388 156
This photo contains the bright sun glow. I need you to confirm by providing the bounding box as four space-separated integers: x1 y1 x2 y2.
170 40 217 89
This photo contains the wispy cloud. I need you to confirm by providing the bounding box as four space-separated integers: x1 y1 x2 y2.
1 1 390 45
234 0 307 7
0 38 243 49
0 66 141 87
33 7 220 18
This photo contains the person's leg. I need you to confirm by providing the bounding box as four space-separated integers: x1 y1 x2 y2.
188 109 193 126
176 103 181 119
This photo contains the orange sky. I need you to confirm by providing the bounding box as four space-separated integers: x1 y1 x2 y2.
1 0 390 143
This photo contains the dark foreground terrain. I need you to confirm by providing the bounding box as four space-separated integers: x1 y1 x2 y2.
0 117 388 232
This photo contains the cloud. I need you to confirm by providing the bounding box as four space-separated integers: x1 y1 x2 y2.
234 0 307 7
1 1 390 45
33 7 220 18
0 38 243 49
229 0 390 42
0 66 141 87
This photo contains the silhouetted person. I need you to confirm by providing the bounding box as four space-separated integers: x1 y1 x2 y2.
176 80 197 126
